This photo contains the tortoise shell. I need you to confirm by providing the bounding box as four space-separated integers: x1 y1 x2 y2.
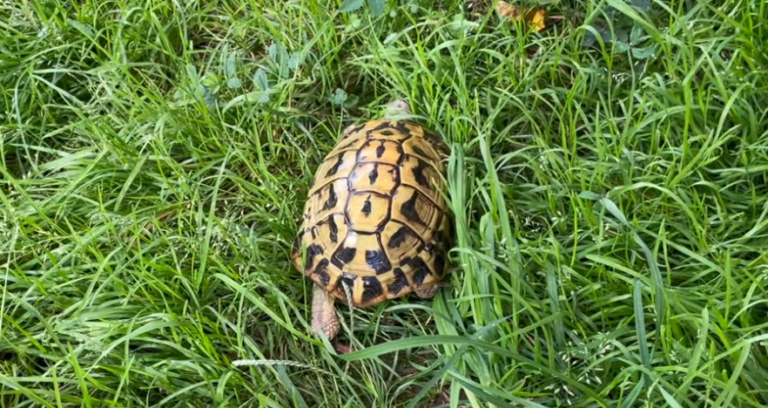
291 119 452 308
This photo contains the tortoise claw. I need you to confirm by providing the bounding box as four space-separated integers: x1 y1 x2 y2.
335 343 354 354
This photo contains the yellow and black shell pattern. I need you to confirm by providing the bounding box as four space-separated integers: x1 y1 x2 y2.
291 119 452 308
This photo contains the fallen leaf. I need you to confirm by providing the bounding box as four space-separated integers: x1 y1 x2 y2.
496 1 547 32
527 7 546 31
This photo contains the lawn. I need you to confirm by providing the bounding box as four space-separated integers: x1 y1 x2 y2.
2 0 768 407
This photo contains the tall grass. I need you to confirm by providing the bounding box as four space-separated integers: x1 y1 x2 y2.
2 0 767 406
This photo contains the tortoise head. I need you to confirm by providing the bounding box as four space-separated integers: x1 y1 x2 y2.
383 99 411 118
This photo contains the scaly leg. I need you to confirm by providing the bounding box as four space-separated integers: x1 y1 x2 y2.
414 283 440 299
310 284 340 340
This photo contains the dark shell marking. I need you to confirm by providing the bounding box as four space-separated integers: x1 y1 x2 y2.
292 119 452 308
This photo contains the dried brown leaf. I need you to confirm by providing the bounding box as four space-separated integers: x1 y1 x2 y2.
496 1 547 32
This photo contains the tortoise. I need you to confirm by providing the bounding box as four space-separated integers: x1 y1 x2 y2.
291 99 453 341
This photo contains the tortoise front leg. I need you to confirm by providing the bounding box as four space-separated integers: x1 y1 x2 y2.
414 280 451 299
310 283 340 340
414 283 439 299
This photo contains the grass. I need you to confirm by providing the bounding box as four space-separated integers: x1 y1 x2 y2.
1 0 768 406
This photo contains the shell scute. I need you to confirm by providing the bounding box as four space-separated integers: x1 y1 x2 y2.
399 154 444 195
357 139 404 165
381 221 423 260
316 149 357 182
346 192 391 233
330 232 383 274
402 136 441 162
308 178 346 221
313 213 347 249
390 185 442 238
348 162 399 193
